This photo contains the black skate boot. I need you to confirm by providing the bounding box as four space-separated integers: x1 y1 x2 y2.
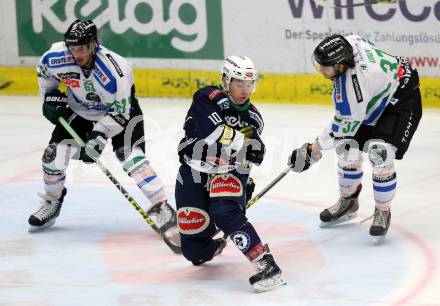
192 237 227 266
146 200 177 234
249 245 286 292
320 184 362 227
28 188 67 232
146 201 181 247
369 207 391 244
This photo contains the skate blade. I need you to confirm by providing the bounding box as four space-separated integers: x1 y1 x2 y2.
252 274 286 293
28 219 56 233
370 235 386 245
164 226 181 247
319 212 357 228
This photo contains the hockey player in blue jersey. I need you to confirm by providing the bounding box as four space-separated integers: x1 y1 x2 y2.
28 19 179 246
175 55 286 292
288 34 422 243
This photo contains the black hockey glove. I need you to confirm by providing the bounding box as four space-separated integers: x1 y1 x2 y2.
42 90 73 125
244 138 266 165
80 131 107 164
288 143 315 173
246 177 256 201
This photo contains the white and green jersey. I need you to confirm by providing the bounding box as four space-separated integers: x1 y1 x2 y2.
37 42 134 138
317 35 415 150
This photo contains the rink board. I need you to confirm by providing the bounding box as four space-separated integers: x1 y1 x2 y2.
0 66 439 108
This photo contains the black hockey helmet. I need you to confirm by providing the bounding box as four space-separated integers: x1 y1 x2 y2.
64 19 98 46
313 34 354 68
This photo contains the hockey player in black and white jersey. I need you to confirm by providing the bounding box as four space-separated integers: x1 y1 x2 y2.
175 56 286 292
288 35 422 243
28 19 179 245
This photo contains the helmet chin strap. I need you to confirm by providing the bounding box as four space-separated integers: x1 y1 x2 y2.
222 81 242 108
221 78 251 111
80 42 97 69
330 64 345 80
226 89 240 106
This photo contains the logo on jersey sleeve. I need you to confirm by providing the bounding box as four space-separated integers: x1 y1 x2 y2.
208 89 221 100
351 74 363 103
209 173 243 197
49 55 74 67
94 66 110 86
334 77 343 103
177 207 210 235
106 54 124 77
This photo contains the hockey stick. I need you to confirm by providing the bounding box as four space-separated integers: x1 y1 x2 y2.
245 166 292 210
58 117 181 254
218 166 292 239
314 0 402 8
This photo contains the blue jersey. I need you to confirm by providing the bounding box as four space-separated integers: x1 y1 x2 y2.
179 86 264 173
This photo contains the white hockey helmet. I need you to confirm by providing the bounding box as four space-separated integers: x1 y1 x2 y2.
220 55 258 93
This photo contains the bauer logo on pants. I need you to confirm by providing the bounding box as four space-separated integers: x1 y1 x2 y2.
177 207 210 235
209 174 243 197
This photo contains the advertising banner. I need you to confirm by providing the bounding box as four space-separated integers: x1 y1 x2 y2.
15 0 224 59
0 0 439 107
222 0 440 76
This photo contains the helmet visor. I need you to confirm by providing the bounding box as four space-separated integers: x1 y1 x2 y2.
311 54 323 74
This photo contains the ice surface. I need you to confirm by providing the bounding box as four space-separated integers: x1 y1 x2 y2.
0 96 439 306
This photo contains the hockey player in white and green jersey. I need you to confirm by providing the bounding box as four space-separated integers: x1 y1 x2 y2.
288 34 422 243
28 19 179 248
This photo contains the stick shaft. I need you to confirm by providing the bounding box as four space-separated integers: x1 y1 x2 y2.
58 117 181 254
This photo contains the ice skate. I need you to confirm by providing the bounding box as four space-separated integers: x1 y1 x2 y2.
192 237 227 266
249 245 286 292
369 207 391 244
319 184 362 227
28 188 67 232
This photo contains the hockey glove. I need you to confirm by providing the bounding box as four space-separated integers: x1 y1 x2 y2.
244 138 266 165
288 143 316 173
80 131 107 164
239 126 257 139
42 90 73 125
246 177 256 201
